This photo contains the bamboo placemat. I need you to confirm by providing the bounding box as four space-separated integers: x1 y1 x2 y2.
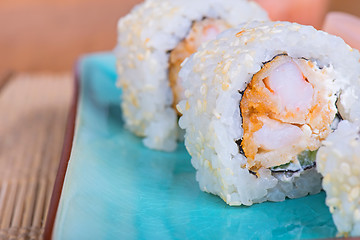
0 74 73 240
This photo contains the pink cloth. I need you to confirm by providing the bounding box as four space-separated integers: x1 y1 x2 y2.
255 0 329 29
323 12 360 50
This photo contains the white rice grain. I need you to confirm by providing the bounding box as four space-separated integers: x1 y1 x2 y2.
115 0 268 151
178 21 360 205
317 120 360 236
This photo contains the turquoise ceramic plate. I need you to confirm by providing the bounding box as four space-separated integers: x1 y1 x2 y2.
52 52 337 239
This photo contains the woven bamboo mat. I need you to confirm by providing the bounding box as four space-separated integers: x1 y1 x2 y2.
0 74 73 240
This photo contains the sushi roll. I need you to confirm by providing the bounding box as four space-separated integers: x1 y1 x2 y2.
177 21 360 205
317 121 360 237
115 0 268 151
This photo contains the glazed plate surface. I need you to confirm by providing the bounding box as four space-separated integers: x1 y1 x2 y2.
53 52 337 239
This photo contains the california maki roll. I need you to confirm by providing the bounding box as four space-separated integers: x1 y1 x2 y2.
317 121 360 236
115 0 268 151
177 21 360 205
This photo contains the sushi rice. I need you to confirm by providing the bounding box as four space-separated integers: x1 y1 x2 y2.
177 21 360 206
317 120 360 236
115 0 268 151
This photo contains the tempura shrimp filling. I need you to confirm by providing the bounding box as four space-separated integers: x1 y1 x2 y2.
169 18 231 110
240 55 337 172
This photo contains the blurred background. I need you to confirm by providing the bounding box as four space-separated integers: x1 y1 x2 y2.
0 0 359 74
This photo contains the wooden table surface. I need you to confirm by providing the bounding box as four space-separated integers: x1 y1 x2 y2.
0 73 73 239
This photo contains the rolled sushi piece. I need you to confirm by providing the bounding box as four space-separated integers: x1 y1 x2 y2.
177 21 360 205
115 0 268 151
317 120 360 237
